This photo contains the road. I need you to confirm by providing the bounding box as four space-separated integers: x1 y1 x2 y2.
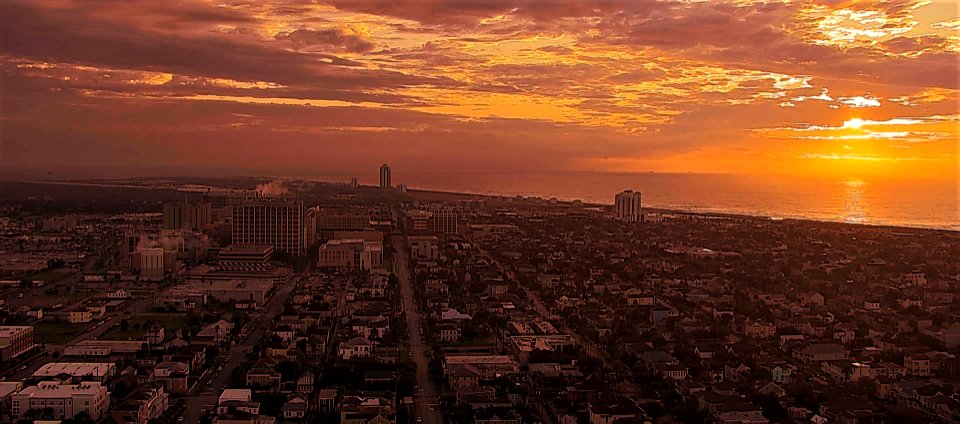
392 234 443 424
181 277 298 424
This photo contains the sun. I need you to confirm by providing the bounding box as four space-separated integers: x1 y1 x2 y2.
842 118 865 129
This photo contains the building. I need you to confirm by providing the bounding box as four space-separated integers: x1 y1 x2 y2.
232 197 306 255
64 340 146 357
443 355 520 379
203 190 258 210
0 381 24 421
151 362 190 394
109 383 169 424
217 389 259 415
218 244 274 264
305 207 318 248
509 335 577 364
11 381 110 421
162 202 212 231
138 248 165 281
69 309 94 324
186 279 274 307
408 236 440 260
32 362 116 383
318 239 384 272
338 337 373 360
615 190 643 223
430 206 459 234
63 340 146 357
318 208 370 232
795 343 847 364
407 210 432 233
0 326 34 362
379 164 391 189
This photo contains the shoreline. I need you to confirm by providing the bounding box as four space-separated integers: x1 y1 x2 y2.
402 186 959 233
3 177 958 233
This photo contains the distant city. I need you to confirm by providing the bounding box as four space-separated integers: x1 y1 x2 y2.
2 0 958 422
0 164 957 424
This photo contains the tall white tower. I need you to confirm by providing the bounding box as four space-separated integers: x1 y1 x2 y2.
379 164 392 189
615 190 643 223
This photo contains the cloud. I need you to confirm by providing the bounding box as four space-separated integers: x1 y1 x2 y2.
838 96 882 108
0 0 957 179
275 28 376 53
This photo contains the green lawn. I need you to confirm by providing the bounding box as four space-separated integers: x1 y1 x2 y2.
33 321 86 344
101 314 189 342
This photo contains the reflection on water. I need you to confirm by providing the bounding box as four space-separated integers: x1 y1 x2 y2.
842 180 867 224
309 171 960 230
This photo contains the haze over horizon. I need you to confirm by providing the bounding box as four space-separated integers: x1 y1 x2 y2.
1 0 958 182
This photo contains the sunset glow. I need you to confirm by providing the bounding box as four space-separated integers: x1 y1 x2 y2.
0 0 957 180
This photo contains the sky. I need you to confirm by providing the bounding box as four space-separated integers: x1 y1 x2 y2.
1 0 958 181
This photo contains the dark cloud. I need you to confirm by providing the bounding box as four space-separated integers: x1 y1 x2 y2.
275 28 376 53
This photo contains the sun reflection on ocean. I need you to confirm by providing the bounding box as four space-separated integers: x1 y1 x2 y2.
842 179 868 224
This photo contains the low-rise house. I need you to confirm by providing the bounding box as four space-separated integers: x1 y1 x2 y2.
281 395 307 421
744 320 776 339
588 398 644 424
795 343 847 364
338 337 372 360
246 359 281 392
217 389 259 416
151 362 190 394
109 382 169 424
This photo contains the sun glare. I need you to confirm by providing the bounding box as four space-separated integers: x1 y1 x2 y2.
842 118 865 129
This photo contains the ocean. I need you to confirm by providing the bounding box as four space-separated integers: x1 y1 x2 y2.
322 171 959 231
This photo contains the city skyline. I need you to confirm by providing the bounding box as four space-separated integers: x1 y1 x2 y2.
1 0 957 182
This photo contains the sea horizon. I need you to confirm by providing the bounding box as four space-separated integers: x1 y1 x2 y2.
307 170 960 232
4 169 957 231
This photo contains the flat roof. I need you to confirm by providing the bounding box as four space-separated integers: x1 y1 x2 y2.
444 355 517 365
34 362 116 377
17 381 105 397
220 244 274 255
0 326 32 337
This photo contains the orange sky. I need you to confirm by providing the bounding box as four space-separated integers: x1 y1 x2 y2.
0 0 958 181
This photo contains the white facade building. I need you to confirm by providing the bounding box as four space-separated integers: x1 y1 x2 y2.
615 190 643 223
11 381 110 421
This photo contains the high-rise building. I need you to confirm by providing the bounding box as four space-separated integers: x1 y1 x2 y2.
379 164 392 189
232 197 306 255
615 190 643 223
430 206 459 234
203 190 257 209
162 202 212 230
305 207 319 247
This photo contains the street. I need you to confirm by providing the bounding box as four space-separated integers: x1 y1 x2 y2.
181 277 298 424
392 234 443 424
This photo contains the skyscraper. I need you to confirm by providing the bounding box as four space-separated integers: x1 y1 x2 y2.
379 164 392 189
615 190 643 223
232 197 306 255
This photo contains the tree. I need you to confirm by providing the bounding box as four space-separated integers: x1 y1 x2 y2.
277 361 299 382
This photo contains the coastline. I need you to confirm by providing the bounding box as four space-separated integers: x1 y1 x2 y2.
3 176 958 234
402 185 960 234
